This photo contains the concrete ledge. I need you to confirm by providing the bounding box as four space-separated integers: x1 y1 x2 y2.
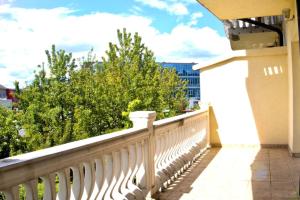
0 127 148 170
153 108 208 128
193 46 287 71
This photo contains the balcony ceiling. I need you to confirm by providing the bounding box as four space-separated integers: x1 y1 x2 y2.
197 0 293 19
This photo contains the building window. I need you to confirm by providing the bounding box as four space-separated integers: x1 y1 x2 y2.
160 62 200 101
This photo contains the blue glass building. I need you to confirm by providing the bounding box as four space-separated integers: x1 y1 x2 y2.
160 62 200 108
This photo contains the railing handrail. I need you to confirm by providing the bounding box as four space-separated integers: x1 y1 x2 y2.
153 108 208 128
0 127 148 171
0 109 208 171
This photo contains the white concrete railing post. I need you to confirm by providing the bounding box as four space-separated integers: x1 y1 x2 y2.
129 111 156 129
129 111 156 199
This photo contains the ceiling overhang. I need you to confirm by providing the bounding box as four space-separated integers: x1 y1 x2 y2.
197 0 293 19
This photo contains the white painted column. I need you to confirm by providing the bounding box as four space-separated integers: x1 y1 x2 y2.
129 111 156 198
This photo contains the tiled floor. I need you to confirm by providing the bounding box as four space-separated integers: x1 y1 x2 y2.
155 147 300 200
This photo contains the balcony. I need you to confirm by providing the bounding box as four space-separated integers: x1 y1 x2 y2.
1 105 300 200
0 108 210 200
0 37 298 200
1 1 300 199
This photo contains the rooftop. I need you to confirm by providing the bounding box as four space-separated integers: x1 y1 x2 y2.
0 84 6 90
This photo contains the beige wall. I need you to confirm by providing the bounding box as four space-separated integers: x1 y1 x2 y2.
285 0 300 153
200 47 288 146
196 0 300 152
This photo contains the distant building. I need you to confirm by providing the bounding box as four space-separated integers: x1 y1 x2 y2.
0 84 16 109
0 84 6 99
160 62 200 108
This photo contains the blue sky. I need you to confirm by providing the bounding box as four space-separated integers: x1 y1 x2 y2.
0 0 230 88
10 0 225 35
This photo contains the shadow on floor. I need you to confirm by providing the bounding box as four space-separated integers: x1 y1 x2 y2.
155 147 300 200
250 148 300 200
154 148 220 200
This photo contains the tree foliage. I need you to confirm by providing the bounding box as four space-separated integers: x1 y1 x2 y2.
0 106 25 158
2 28 187 157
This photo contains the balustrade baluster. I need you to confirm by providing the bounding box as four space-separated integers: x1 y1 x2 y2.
57 169 70 200
173 129 184 174
154 137 161 171
127 143 143 199
158 135 166 171
163 132 174 183
135 140 146 192
109 151 124 200
3 186 19 200
99 154 113 199
41 173 56 200
24 179 38 200
177 126 188 169
90 158 104 199
82 161 95 199
120 147 135 200
170 130 180 173
155 135 169 188
112 150 127 200
70 165 84 200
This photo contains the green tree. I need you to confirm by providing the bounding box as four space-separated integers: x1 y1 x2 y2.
15 45 77 150
101 28 187 121
0 106 25 158
12 28 187 153
72 29 187 137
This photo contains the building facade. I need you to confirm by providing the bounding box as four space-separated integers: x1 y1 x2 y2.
160 62 200 108
194 0 300 153
0 84 16 109
0 84 6 99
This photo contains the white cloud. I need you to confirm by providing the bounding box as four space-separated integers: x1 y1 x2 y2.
169 0 197 4
135 0 188 16
136 0 165 9
0 5 230 88
0 0 14 5
188 12 203 26
150 24 230 62
183 0 197 4
168 3 188 15
130 5 143 15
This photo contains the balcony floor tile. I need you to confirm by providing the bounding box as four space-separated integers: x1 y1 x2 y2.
155 147 300 200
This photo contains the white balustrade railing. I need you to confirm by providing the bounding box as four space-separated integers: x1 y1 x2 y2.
152 109 209 191
0 108 210 200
